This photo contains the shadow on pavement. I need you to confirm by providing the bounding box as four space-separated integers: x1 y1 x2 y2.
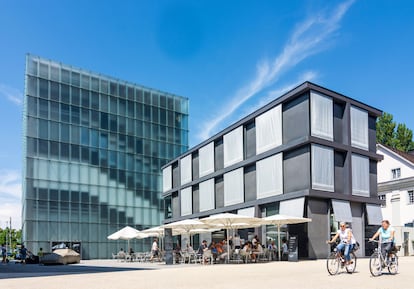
0 263 154 279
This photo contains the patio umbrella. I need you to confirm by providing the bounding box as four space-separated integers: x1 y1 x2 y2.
163 219 212 246
200 213 262 263
260 214 312 261
107 226 148 251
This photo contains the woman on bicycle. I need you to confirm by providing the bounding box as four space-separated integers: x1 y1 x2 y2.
369 220 395 263
327 222 356 265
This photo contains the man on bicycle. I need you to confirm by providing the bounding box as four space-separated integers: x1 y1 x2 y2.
369 220 395 264
327 222 356 265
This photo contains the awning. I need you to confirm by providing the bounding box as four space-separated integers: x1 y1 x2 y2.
237 207 255 217
331 200 353 223
366 204 383 225
279 197 305 218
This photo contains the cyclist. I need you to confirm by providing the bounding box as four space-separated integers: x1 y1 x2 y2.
369 220 395 264
327 222 356 265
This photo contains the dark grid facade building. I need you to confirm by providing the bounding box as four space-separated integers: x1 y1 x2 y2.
162 82 383 259
22 55 189 259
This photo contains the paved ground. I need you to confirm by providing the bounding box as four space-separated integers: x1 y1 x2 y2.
1 257 412 289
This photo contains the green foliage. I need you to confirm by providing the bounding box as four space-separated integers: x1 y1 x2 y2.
0 228 22 250
376 112 414 152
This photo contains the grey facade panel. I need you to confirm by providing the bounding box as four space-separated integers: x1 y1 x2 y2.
244 164 256 202
350 202 365 257
282 93 309 145
370 159 378 198
368 115 377 153
215 177 224 209
283 146 310 194
334 151 346 194
192 152 199 180
172 162 179 188
333 102 346 145
192 185 199 214
244 122 256 159
307 198 329 259
214 139 224 171
172 192 180 219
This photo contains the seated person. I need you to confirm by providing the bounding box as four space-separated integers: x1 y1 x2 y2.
197 240 208 256
252 243 263 261
117 248 126 259
209 241 218 260
174 243 181 263
186 243 194 253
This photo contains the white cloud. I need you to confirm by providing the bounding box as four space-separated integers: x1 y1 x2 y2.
0 83 23 105
197 0 354 140
0 170 22 229
0 202 22 230
244 71 319 116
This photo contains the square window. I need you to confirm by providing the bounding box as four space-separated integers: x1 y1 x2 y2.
391 168 401 179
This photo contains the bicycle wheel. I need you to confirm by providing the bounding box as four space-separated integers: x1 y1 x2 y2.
369 252 382 277
345 252 357 273
327 252 339 275
388 254 398 275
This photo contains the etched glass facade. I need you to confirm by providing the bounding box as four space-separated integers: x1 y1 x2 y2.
22 55 188 259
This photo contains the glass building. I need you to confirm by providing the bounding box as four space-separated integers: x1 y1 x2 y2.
22 54 189 259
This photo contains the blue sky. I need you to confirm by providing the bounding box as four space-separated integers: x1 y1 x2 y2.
1 0 413 228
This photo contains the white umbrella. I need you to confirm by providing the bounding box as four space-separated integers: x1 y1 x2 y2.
107 226 148 251
260 214 312 261
142 226 165 237
163 219 212 246
200 213 262 263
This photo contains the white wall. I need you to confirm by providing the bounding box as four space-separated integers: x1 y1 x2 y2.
381 190 414 226
377 145 414 183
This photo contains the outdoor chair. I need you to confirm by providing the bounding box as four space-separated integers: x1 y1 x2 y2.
239 249 250 264
202 250 213 265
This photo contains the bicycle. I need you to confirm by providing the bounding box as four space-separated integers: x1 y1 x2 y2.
326 242 357 275
369 240 399 277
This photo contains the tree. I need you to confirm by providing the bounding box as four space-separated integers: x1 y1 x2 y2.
376 112 414 152
395 123 414 152
376 112 396 147
0 228 21 250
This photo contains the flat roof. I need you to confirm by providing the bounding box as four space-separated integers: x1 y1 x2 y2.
162 81 382 169
26 53 188 101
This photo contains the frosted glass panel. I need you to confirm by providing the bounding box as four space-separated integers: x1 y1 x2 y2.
224 168 244 206
332 199 352 222
311 144 334 191
180 187 192 216
199 142 214 177
366 204 383 225
199 179 215 212
256 105 282 154
49 161 58 181
279 197 305 217
180 155 192 185
223 126 243 167
352 154 370 197
351 106 368 150
311 91 333 141
256 153 283 199
163 166 172 192
238 207 255 217
38 159 48 180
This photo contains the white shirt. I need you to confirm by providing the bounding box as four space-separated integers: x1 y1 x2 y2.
337 228 356 244
282 243 288 254
151 241 158 251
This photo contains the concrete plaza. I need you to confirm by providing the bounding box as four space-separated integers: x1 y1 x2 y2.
1 257 412 289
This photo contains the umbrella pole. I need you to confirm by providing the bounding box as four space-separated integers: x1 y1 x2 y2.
227 228 230 264
278 225 281 261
